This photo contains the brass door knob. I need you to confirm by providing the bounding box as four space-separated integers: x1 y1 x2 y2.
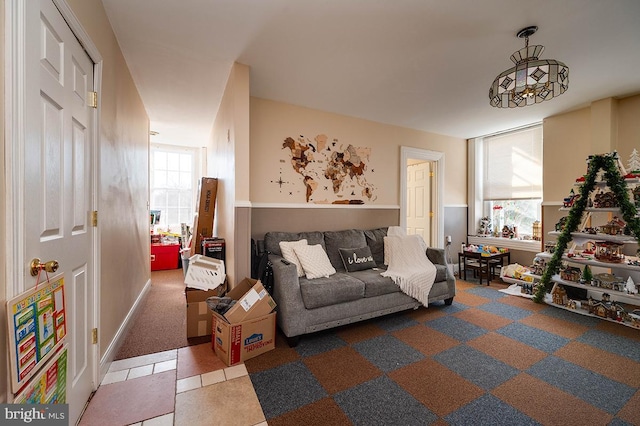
30 258 60 276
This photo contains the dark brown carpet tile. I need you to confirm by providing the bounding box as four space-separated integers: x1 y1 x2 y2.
618 389 640 425
244 332 300 373
335 320 387 344
267 397 352 426
303 346 381 394
78 370 176 426
389 358 484 417
595 320 640 342
451 290 492 307
453 307 513 331
392 324 459 356
492 373 613 426
519 312 590 339
497 292 548 312
555 341 640 388
176 342 226 379
467 332 547 370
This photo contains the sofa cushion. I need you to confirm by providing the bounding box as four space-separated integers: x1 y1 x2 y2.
299 273 365 309
293 244 336 279
348 268 401 297
264 231 325 257
339 246 376 272
279 239 307 277
324 229 367 271
364 227 388 266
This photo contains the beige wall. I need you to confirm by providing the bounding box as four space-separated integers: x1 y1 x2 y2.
67 0 150 357
0 0 6 404
543 94 640 203
250 98 467 206
209 63 251 287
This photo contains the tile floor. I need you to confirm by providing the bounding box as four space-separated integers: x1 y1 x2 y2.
78 343 267 426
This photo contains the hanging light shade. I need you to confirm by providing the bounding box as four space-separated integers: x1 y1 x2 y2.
489 26 569 108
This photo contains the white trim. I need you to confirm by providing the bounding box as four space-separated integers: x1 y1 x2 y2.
235 200 252 208
52 0 102 62
251 202 400 209
445 204 468 208
468 235 542 253
542 201 564 207
400 147 445 249
98 279 151 383
467 138 482 236
3 0 25 403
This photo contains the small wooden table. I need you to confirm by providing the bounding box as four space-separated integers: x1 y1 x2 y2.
458 250 511 285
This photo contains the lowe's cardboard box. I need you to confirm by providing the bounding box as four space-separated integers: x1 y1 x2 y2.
211 279 277 366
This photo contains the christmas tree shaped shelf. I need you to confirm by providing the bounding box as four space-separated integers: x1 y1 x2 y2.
535 152 640 303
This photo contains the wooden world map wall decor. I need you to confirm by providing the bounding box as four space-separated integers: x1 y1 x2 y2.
275 134 377 204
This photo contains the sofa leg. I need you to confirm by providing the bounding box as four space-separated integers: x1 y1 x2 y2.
444 297 454 306
286 336 300 347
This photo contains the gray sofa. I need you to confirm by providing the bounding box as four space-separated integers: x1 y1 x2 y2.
264 227 456 346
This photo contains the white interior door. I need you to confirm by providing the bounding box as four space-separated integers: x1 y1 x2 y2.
23 0 96 422
406 162 431 245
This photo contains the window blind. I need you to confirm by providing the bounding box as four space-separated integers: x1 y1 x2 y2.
483 125 542 200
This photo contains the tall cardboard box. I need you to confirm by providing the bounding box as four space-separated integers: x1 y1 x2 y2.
190 178 218 256
211 279 277 366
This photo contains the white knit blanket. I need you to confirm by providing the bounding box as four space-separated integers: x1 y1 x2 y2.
381 233 436 307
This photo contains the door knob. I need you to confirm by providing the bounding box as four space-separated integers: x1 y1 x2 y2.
30 258 59 276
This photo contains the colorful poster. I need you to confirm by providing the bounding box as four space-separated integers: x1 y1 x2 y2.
7 276 67 393
14 347 67 404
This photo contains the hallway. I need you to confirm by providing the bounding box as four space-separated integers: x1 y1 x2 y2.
79 343 267 425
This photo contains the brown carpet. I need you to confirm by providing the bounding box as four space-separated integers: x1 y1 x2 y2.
114 269 210 360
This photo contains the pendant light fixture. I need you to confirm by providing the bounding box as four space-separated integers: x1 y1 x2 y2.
489 26 569 108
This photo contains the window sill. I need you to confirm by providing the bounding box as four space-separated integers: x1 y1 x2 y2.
467 235 542 253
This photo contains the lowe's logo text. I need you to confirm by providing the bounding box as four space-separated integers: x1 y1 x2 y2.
244 333 263 346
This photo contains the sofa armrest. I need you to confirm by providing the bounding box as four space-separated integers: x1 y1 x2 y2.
426 247 447 265
269 254 307 338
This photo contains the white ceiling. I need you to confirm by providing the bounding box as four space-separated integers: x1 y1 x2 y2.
101 0 640 146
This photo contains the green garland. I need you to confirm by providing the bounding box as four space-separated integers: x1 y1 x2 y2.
533 153 640 303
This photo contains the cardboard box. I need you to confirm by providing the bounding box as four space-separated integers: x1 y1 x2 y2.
212 312 276 366
190 178 218 256
210 278 278 366
223 279 277 323
202 237 225 262
185 286 224 338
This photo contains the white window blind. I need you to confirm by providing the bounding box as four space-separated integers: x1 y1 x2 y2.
483 125 542 200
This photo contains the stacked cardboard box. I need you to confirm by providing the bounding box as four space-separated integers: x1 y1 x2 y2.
211 279 277 366
190 177 218 256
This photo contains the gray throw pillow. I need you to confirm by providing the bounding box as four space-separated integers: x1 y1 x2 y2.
339 247 377 272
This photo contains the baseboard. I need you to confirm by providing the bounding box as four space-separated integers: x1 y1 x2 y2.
99 278 152 382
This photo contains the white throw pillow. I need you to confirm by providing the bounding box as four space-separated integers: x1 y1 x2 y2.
279 239 307 277
293 244 336 279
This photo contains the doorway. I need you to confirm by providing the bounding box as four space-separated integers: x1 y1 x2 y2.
5 0 102 423
400 147 445 248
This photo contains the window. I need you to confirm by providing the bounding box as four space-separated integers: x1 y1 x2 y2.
468 124 543 250
150 144 198 233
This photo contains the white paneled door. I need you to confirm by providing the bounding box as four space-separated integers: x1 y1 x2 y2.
406 162 431 245
23 0 96 422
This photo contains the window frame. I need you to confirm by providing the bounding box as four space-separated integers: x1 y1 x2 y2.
467 123 543 252
150 143 200 233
